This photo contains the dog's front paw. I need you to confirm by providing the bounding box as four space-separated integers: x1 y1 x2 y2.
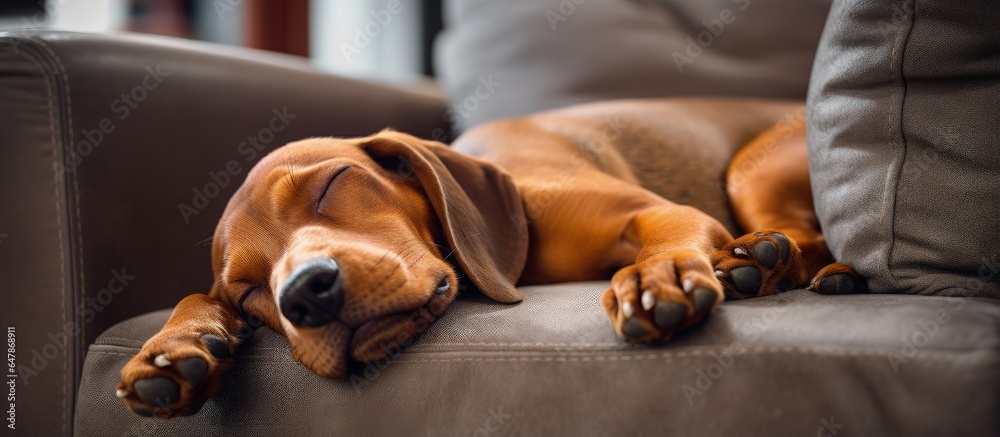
601 250 722 343
116 329 237 418
711 230 806 299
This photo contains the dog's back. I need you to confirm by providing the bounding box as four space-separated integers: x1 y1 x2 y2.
453 98 803 233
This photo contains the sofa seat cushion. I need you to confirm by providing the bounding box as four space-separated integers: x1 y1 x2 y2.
76 282 1000 435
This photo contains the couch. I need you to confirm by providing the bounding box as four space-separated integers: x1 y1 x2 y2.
1 0 998 435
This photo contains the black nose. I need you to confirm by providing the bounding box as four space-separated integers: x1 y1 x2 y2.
279 258 345 327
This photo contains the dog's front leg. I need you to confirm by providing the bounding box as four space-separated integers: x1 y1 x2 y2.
601 204 732 343
116 294 246 418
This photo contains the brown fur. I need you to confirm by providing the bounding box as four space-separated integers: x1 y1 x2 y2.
117 97 860 417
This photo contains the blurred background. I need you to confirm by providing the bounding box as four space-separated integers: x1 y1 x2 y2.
0 0 441 82
0 0 834 133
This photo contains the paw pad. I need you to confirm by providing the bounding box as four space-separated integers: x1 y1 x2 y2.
653 302 686 330
692 288 717 314
752 241 777 269
131 405 155 417
807 262 866 296
818 274 855 294
177 357 208 387
622 318 648 338
119 332 235 418
810 272 861 295
712 230 801 298
729 266 762 296
133 376 179 407
201 334 232 359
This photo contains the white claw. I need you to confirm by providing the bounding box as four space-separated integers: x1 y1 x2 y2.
622 301 635 318
154 354 172 368
715 269 726 278
734 247 749 257
641 290 655 311
683 278 694 294
115 389 129 398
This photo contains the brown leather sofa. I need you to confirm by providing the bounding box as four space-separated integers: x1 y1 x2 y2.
3 13 999 437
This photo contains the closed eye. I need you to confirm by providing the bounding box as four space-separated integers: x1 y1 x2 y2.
237 286 261 313
317 165 352 214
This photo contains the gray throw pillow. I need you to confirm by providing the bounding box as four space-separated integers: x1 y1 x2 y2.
435 0 832 133
807 0 1000 297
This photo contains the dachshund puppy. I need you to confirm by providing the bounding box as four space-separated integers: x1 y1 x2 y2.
115 98 861 417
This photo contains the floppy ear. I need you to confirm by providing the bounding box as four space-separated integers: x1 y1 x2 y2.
361 131 528 303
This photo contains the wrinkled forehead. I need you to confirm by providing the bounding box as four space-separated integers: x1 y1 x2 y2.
238 137 376 206
251 138 370 180
209 138 372 267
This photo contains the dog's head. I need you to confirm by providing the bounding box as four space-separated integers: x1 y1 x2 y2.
209 130 528 378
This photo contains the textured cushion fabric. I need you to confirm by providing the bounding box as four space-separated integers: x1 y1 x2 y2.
807 0 1000 297
76 283 1000 435
434 0 832 132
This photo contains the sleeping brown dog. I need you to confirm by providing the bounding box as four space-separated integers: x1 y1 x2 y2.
115 98 861 417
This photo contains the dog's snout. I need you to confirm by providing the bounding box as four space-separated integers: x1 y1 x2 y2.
279 258 345 327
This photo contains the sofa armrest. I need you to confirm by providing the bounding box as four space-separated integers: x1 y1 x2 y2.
0 30 448 436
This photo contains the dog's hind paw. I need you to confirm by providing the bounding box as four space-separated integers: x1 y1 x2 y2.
601 249 723 343
117 329 237 419
808 262 866 295
711 230 808 299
